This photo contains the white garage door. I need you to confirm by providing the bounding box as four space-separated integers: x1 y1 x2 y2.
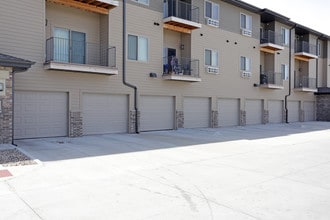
246 99 263 125
14 91 68 139
83 93 128 135
288 101 300 122
268 100 283 123
184 97 210 128
140 96 174 131
218 99 240 127
304 101 315 121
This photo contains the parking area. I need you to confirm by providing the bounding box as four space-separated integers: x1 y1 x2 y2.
1 122 330 220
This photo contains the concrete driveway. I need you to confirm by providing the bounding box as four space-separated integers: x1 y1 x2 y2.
1 122 330 220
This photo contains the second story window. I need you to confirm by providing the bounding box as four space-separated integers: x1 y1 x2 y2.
317 42 321 56
281 64 289 80
205 49 218 67
205 1 219 26
240 56 251 72
132 0 149 5
240 13 252 31
128 34 148 62
281 28 289 45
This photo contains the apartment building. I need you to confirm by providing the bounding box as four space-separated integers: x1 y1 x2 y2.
0 0 329 143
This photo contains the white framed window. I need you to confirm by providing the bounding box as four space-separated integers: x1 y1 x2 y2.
281 64 289 80
281 27 289 45
205 1 219 20
240 56 251 72
240 13 252 31
205 49 219 67
317 42 321 56
128 34 148 62
131 0 149 5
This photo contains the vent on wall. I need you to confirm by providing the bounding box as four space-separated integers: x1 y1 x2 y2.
206 66 219 74
241 71 251 78
241 29 252 37
205 18 219 28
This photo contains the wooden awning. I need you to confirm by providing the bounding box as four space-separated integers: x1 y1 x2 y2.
46 0 119 14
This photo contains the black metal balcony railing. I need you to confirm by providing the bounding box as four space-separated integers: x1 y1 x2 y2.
164 0 199 23
260 71 283 86
163 56 199 78
295 40 317 55
294 75 316 89
260 30 283 46
45 37 116 68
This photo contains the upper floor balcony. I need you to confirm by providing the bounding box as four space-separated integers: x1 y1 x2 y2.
163 56 201 82
163 0 201 34
294 41 318 61
46 0 119 14
44 37 118 75
260 30 284 53
260 71 284 89
294 75 317 92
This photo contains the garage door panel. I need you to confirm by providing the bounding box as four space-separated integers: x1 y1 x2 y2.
246 100 262 125
83 94 128 135
288 101 299 122
268 100 283 123
184 97 210 128
140 96 174 131
218 99 240 127
304 101 315 121
14 91 68 139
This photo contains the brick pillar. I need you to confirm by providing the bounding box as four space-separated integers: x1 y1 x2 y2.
176 110 184 128
316 95 330 121
0 68 13 144
129 110 140 133
240 110 246 126
299 109 305 122
69 111 83 137
263 110 269 124
211 110 218 128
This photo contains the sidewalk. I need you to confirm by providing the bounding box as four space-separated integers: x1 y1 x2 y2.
1 122 330 220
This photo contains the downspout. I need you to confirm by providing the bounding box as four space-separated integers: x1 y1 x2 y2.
12 70 16 146
316 35 323 89
122 0 139 133
285 24 297 123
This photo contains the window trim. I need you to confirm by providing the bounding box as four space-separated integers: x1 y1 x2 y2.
204 0 220 20
317 42 321 56
281 64 289 80
131 0 149 6
204 48 219 67
281 27 289 45
240 13 252 31
127 34 149 62
240 56 251 72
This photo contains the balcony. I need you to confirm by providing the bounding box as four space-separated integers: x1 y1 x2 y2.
294 75 317 92
294 41 318 61
163 0 201 34
260 72 284 89
44 37 118 75
163 56 201 82
46 0 119 14
260 30 284 53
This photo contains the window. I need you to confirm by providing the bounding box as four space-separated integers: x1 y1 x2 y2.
281 27 289 45
240 13 252 31
128 35 148 62
53 27 86 64
240 56 251 72
132 0 149 5
205 49 218 67
205 1 219 20
317 42 321 56
281 64 289 80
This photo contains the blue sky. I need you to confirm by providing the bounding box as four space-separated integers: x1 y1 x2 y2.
244 0 330 35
